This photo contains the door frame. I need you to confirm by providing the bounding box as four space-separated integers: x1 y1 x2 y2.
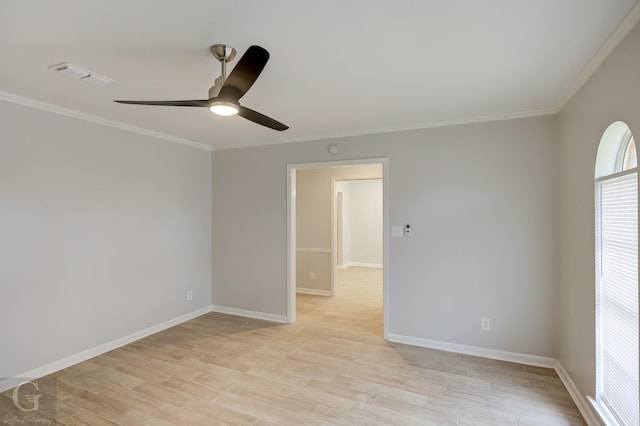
286 157 389 339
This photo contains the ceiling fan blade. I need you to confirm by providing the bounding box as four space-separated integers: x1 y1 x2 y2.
114 99 209 107
238 106 289 131
218 45 269 102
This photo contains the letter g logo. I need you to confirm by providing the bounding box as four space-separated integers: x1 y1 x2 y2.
12 380 41 412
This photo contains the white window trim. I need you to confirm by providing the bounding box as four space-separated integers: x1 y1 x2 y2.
589 395 624 426
615 129 634 171
595 166 638 183
593 166 638 426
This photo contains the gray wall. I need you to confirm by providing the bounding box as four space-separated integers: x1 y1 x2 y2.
557 23 640 399
213 115 559 357
0 100 212 378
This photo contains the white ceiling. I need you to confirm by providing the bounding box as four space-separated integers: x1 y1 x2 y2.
1 1 639 150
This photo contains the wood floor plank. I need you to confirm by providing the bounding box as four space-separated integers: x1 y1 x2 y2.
56 401 117 426
184 398 256 425
63 390 128 420
114 409 175 426
279 383 355 411
149 400 221 425
130 382 191 408
99 388 164 414
311 404 388 426
213 392 327 425
373 394 460 424
306 378 377 405
113 363 168 384
158 377 218 400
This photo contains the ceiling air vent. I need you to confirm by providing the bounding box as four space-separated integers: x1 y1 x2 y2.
48 62 112 86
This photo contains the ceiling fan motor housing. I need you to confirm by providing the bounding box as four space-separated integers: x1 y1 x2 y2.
209 76 225 99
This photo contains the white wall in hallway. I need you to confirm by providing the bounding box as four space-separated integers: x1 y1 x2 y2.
337 179 383 267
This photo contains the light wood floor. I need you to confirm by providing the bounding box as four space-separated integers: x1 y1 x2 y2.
1 267 585 425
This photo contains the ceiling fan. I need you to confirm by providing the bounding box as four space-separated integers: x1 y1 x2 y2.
114 44 288 131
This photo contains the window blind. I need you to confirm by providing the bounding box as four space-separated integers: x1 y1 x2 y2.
597 170 639 426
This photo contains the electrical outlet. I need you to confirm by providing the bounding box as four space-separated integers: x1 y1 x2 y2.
186 291 193 302
310 272 315 280
481 318 491 331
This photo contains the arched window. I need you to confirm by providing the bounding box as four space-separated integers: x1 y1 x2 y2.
621 133 636 171
594 121 638 425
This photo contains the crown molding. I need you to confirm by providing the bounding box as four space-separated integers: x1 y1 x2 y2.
266 107 557 150
0 90 213 152
554 1 640 113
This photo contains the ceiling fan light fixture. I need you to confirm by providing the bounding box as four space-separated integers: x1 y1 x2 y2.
209 101 239 116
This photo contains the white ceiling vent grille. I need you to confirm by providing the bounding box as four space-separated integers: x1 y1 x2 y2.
48 62 112 86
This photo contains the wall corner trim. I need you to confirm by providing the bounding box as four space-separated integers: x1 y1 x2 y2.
0 90 213 152
210 305 288 324
0 305 214 393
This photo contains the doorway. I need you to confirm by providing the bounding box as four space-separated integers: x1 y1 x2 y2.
286 158 389 339
334 178 383 272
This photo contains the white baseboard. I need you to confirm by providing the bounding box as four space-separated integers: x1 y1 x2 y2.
387 333 556 368
296 288 331 296
553 361 603 426
341 262 383 268
0 305 213 393
210 305 288 324
0 302 599 426
296 247 331 254
388 333 604 425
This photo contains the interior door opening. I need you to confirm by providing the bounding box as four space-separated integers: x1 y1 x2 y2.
286 158 389 339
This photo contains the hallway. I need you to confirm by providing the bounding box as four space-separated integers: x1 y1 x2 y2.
297 266 383 337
